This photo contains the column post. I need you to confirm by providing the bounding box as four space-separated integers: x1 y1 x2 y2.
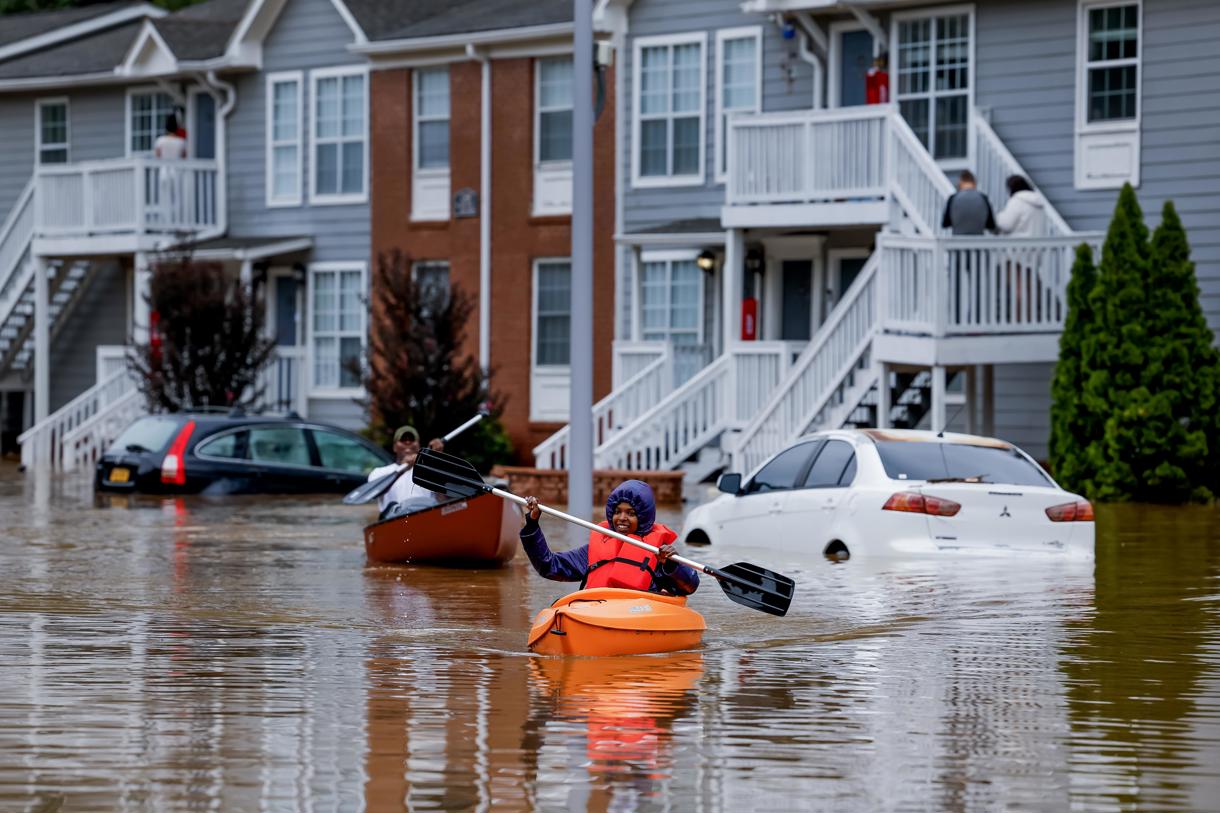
966 364 979 435
722 228 743 352
930 364 947 433
33 255 50 424
876 361 890 429
982 364 996 437
133 251 152 345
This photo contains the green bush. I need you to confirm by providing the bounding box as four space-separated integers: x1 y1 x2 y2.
1052 185 1220 502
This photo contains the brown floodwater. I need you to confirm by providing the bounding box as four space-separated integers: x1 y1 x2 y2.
1 464 1218 813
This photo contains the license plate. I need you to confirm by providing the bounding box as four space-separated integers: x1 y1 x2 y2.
108 467 130 483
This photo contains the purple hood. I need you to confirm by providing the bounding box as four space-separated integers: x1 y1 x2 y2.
605 479 657 535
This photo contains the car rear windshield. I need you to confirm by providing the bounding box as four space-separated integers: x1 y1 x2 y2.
873 441 1052 487
108 416 182 454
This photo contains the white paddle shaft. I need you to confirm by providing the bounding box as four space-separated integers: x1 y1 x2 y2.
441 412 485 442
489 486 707 574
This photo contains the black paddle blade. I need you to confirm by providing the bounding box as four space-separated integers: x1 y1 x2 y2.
708 562 796 617
342 469 399 505
413 448 491 499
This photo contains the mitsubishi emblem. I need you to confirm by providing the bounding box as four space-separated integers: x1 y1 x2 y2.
999 505 1012 518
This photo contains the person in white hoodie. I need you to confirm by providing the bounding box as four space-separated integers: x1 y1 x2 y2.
995 175 1046 237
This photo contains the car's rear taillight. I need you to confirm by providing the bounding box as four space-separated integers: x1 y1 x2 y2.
160 420 196 485
882 492 961 517
1045 500 1094 522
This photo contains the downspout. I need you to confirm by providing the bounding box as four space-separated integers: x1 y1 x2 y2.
788 12 826 110
205 69 237 238
466 43 492 371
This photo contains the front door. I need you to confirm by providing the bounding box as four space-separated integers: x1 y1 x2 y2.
827 254 870 315
780 260 813 341
837 29 874 107
269 272 302 413
189 91 216 159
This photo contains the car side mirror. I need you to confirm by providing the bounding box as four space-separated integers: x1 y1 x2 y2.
717 472 742 494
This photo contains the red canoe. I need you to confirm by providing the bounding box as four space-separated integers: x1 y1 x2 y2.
364 493 520 567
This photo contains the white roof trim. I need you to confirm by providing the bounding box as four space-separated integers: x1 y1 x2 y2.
614 231 727 247
190 237 313 262
225 0 364 60
327 0 367 45
0 3 166 63
117 19 178 78
0 71 125 93
354 22 575 55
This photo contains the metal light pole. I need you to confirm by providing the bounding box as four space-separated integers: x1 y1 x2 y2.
568 0 594 517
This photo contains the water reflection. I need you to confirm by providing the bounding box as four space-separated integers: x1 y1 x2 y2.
1 470 1219 812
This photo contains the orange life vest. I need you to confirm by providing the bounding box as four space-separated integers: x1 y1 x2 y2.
583 521 678 592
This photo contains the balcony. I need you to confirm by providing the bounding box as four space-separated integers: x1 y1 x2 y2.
33 157 223 255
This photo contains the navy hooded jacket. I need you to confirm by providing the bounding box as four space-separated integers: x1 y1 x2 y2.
519 480 699 595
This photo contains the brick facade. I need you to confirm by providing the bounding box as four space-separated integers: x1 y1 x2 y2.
370 59 616 464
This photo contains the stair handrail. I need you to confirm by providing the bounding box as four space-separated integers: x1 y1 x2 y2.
18 365 137 469
58 387 145 472
886 109 954 236
972 114 1072 237
532 349 671 469
0 179 35 318
593 352 733 471
731 251 882 476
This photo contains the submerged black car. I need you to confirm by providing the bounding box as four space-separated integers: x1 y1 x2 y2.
95 413 392 495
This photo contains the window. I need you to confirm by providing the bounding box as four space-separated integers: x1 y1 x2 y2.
107 416 180 454
894 10 971 161
310 264 366 392
872 441 1052 487
248 427 310 467
633 32 706 186
802 441 856 488
415 67 450 171
534 260 571 367
311 430 385 473
266 72 302 206
746 442 820 494
128 90 176 154
640 256 702 346
714 28 760 182
1082 2 1139 123
413 261 450 316
537 57 573 163
36 99 69 164
311 67 366 202
196 431 245 460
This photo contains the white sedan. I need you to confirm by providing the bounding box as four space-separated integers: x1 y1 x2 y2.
682 429 1094 559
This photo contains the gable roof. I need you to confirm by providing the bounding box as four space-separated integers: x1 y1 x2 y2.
0 20 144 81
372 0 572 41
0 1 142 49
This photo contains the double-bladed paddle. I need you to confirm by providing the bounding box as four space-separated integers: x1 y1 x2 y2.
341 409 489 506
412 448 797 617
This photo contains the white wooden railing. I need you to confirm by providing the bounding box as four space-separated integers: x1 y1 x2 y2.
731 253 881 476
888 112 955 235
878 233 1103 337
256 346 307 416
18 366 138 471
35 158 222 239
594 343 795 471
973 116 1071 237
0 180 35 330
611 341 668 389
535 345 672 469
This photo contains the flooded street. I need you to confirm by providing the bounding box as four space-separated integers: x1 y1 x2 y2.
1 464 1219 812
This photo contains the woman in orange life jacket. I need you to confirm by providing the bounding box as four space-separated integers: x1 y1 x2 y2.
519 480 699 595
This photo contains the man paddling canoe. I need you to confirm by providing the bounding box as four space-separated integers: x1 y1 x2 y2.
520 480 699 596
366 425 446 519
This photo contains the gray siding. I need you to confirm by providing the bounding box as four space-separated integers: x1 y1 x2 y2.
0 86 126 226
224 0 370 263
622 0 814 232
49 260 127 411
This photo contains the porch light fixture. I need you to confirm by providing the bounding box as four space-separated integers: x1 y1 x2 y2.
696 249 717 273
745 247 765 275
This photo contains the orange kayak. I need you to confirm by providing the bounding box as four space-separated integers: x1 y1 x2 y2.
527 587 706 657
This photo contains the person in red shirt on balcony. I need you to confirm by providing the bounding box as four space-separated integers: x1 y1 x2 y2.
866 52 889 105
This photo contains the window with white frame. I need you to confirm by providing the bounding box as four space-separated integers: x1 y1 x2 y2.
715 28 760 182
534 260 571 367
266 72 302 206
412 260 450 316
36 99 69 164
311 68 366 202
537 58 573 164
415 67 450 171
634 32 706 185
895 11 971 161
310 265 365 391
129 90 176 154
640 257 702 345
1083 3 1139 123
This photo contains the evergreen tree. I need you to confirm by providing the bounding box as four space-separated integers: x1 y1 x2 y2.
1049 244 1099 493
358 250 512 473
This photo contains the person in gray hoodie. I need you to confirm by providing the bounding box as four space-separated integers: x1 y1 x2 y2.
941 170 996 235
